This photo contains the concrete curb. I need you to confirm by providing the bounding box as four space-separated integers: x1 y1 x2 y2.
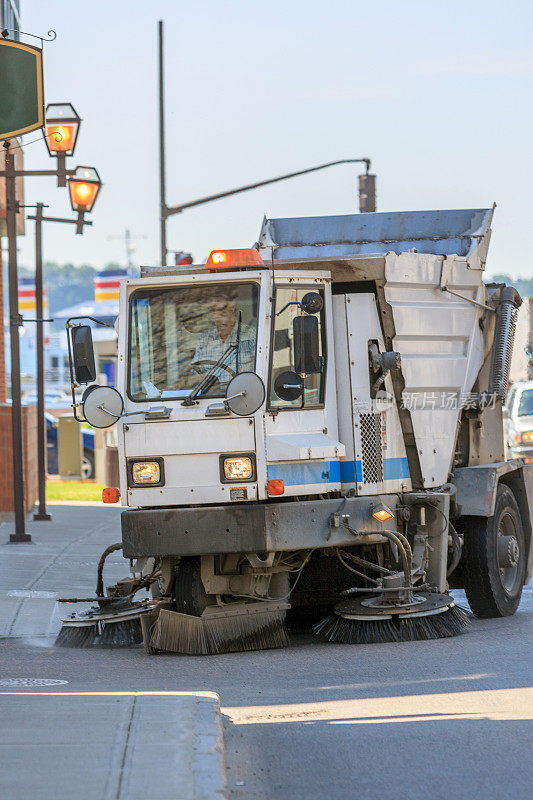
0 691 229 800
191 693 230 800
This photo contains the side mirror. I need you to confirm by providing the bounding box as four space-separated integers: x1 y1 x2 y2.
71 325 96 384
293 316 320 374
300 292 324 315
274 370 304 402
82 385 124 428
225 372 266 416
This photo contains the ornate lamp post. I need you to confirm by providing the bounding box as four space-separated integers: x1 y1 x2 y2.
0 102 100 541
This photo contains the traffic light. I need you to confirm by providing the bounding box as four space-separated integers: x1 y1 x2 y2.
359 173 376 213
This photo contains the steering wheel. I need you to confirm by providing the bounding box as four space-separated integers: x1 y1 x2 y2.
189 360 237 379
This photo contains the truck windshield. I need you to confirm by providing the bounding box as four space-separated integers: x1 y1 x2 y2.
128 282 259 401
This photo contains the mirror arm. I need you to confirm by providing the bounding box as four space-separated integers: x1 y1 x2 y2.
276 300 301 317
65 315 114 330
66 315 115 420
98 404 144 421
225 391 245 404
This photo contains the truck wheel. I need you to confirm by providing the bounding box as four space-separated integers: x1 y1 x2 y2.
173 557 214 615
462 484 526 617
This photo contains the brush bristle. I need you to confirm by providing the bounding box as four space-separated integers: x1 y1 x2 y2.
148 605 290 655
96 618 143 647
55 616 144 648
314 605 469 645
205 610 289 654
54 623 98 648
150 610 210 655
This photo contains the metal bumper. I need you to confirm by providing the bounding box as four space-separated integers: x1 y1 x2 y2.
121 494 402 557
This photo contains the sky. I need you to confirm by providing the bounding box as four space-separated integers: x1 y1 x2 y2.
8 0 533 277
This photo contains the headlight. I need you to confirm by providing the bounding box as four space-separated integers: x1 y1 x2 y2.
223 456 253 480
131 461 161 484
521 431 533 444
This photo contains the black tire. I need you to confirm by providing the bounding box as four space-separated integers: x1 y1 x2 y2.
461 484 526 618
173 557 214 615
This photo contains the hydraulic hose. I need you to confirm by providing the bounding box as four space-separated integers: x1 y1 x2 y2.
342 519 413 589
378 530 412 589
96 543 123 598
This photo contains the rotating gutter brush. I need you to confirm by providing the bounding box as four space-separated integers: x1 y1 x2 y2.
314 528 469 645
55 544 155 648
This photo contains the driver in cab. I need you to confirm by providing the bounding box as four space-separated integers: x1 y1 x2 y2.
191 285 256 380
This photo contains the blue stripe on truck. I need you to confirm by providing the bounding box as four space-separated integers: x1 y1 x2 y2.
267 457 409 486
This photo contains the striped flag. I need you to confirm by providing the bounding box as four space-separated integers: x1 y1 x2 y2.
18 281 48 313
94 274 121 302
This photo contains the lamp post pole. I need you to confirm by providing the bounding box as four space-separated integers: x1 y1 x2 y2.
27 206 93 523
32 203 50 521
3 140 30 542
158 20 167 268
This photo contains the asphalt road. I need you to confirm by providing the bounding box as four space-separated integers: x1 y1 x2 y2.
1 587 531 800
0 507 531 799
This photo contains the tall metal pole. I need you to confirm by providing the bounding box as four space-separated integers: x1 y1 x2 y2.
33 203 51 521
158 20 167 267
4 141 30 542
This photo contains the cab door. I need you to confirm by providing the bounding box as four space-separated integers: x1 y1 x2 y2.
263 276 344 499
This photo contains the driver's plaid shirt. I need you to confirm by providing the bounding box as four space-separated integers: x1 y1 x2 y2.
192 321 256 376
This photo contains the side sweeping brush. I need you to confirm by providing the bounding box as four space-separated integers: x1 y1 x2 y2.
54 542 160 648
314 593 469 645
146 601 290 655
55 599 154 648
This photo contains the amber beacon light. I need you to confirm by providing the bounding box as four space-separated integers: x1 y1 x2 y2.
205 248 264 270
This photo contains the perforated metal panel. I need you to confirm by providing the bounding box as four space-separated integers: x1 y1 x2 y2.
360 413 383 484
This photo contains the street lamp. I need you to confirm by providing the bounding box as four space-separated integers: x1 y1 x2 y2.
0 101 100 541
43 103 81 186
68 166 102 233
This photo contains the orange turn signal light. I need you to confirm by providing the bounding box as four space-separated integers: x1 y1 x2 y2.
205 248 264 270
267 479 285 496
102 487 120 504
371 503 394 522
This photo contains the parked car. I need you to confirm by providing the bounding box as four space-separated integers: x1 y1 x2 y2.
45 412 95 479
503 381 533 462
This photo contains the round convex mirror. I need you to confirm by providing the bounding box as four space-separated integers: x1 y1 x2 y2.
83 386 124 428
225 372 266 416
300 292 323 315
81 384 99 403
274 370 304 402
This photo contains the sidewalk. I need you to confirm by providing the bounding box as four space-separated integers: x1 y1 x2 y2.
0 504 229 800
0 691 227 800
0 504 125 637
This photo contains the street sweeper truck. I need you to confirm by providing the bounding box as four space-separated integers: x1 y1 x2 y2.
57 206 533 653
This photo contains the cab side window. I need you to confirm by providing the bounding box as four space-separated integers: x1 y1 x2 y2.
269 286 326 408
